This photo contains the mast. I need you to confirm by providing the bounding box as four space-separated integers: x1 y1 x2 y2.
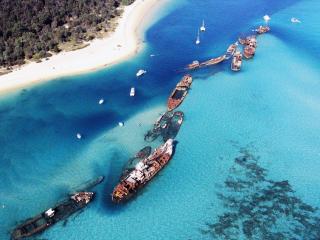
200 19 206 32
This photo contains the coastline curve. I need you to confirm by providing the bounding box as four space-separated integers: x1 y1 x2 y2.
0 0 171 95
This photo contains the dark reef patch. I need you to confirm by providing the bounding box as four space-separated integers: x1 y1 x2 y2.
202 149 320 240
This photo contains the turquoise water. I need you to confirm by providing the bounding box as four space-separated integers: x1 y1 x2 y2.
1 0 320 239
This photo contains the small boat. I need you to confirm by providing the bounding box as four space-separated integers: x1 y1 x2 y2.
11 176 104 240
255 25 270 34
186 60 200 70
111 139 175 203
200 55 226 67
200 20 206 32
98 98 104 105
225 43 237 59
231 51 242 71
118 122 124 127
136 69 146 77
291 17 301 23
167 74 193 111
76 133 82 139
130 87 135 97
195 30 200 45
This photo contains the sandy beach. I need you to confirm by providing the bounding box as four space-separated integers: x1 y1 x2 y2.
0 0 168 95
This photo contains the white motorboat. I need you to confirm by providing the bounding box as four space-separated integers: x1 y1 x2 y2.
98 98 104 105
263 15 271 24
291 17 301 23
130 87 135 97
76 133 82 139
136 69 146 77
118 122 124 127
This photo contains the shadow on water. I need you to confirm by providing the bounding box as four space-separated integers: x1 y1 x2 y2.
97 150 128 214
201 145 320 239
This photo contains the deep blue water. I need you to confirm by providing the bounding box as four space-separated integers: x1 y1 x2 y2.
1 0 320 239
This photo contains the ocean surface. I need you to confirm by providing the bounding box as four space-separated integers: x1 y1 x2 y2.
1 0 320 239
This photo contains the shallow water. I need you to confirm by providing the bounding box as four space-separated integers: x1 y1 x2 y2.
1 0 320 239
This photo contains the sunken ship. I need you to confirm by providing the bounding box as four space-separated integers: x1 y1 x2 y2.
112 139 174 203
255 25 270 34
144 111 184 142
231 51 242 71
167 75 193 111
120 146 152 180
11 176 104 240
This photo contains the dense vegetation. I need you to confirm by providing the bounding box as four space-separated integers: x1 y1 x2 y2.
0 0 135 67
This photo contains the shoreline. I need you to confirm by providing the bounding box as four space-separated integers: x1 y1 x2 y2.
0 0 169 95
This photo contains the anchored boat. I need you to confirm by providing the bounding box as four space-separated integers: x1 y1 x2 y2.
130 87 135 97
98 98 104 105
195 30 200 45
11 176 104 240
291 17 301 23
136 69 146 77
200 20 206 32
167 75 193 111
231 51 242 71
112 139 175 203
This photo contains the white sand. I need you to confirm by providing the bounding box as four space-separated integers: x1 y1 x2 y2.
0 0 168 94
